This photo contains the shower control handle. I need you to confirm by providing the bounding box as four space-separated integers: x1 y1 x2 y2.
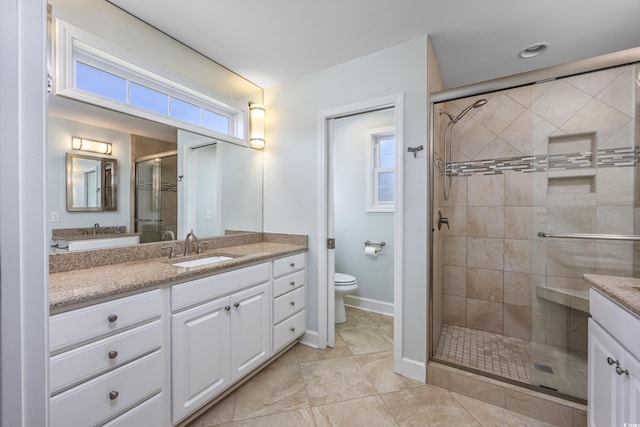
437 211 449 231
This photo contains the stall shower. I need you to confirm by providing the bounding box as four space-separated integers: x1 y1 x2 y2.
431 63 640 402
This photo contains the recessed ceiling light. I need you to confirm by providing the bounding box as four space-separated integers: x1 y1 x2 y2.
518 42 550 59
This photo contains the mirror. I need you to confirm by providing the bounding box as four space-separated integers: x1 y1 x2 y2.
66 152 117 211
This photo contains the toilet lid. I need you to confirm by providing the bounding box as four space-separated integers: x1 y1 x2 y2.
335 273 356 285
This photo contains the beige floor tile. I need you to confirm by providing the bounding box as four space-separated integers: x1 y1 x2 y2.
316 333 354 360
311 395 399 427
381 384 482 426
233 364 309 420
187 392 236 427
301 356 377 406
356 351 422 394
452 393 555 426
336 307 379 330
338 327 393 355
231 409 315 427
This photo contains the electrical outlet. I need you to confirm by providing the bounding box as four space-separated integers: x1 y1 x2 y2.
50 211 60 222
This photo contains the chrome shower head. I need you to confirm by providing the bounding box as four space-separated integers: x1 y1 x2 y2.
452 98 487 123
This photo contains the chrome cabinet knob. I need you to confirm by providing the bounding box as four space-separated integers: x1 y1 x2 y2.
109 391 119 400
225 306 231 311
234 302 240 308
107 314 118 323
290 301 296 306
290 281 295 286
607 356 618 366
108 350 118 360
289 262 295 268
616 366 630 376
290 327 296 333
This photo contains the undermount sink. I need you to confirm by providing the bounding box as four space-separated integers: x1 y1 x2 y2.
172 256 233 268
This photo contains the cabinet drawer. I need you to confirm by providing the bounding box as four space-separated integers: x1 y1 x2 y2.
273 309 305 353
102 392 164 427
50 350 163 427
50 320 162 395
171 263 270 312
273 269 305 298
50 290 162 354
273 253 305 278
273 286 305 325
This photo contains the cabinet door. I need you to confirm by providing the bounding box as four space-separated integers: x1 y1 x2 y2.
589 319 623 427
623 352 640 425
230 282 271 381
171 296 230 424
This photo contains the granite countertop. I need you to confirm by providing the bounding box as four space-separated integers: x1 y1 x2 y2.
49 241 307 312
52 232 141 242
584 274 640 317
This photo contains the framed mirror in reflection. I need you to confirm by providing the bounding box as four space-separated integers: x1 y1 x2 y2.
66 152 118 211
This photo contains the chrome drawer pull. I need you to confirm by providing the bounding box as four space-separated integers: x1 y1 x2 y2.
234 302 240 308
290 327 296 333
289 262 295 268
607 356 619 366
108 350 118 360
290 301 296 306
616 366 629 376
107 314 118 323
109 391 119 400
290 281 296 286
225 306 231 311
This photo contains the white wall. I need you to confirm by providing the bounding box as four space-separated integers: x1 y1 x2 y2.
264 36 428 363
48 116 132 244
334 109 395 304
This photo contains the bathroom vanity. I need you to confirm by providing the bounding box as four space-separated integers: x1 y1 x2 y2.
585 275 640 427
48 233 307 426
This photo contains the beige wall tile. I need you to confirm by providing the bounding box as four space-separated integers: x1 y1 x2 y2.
444 295 466 326
453 119 496 161
440 206 467 236
426 363 451 389
545 302 568 348
466 268 503 302
449 373 506 407
444 236 466 267
467 237 504 270
504 304 531 340
562 99 631 144
443 175 468 206
467 206 504 238
504 239 531 273
504 271 531 307
499 110 534 156
444 265 466 297
504 207 531 239
597 167 635 206
505 173 533 207
473 92 525 136
596 205 633 234
573 409 587 427
466 299 503 334
530 80 591 128
468 174 504 207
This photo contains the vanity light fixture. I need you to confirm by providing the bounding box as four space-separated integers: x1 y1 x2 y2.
249 102 265 150
71 137 112 155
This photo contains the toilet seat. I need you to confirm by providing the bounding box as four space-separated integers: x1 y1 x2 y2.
335 273 357 286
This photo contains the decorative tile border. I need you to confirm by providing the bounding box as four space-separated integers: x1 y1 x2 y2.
434 146 640 177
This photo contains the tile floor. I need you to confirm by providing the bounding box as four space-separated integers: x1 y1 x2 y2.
188 308 558 426
434 323 587 401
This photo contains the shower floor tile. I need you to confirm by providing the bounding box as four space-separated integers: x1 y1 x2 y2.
434 324 587 400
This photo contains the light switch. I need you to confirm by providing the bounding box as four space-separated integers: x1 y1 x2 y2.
204 210 212 220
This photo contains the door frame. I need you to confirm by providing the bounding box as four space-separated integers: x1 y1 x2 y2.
317 93 404 373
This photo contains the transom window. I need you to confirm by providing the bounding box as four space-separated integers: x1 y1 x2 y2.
56 20 247 145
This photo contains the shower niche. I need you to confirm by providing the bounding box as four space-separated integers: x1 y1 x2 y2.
546 132 597 200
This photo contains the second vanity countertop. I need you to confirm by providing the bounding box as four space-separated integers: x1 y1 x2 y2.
49 241 307 313
584 274 640 317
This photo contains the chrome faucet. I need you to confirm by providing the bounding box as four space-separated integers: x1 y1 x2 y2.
93 223 100 235
184 230 198 256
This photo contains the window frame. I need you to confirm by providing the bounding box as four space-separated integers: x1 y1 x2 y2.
55 19 248 146
365 126 396 213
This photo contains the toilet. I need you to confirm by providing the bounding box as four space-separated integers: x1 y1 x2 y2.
335 273 358 323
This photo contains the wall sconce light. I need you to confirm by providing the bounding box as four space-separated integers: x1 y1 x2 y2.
71 137 112 155
249 102 265 150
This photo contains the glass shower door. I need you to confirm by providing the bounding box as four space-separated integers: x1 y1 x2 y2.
135 155 177 243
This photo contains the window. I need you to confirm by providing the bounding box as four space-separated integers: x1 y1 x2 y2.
56 20 247 146
366 127 395 212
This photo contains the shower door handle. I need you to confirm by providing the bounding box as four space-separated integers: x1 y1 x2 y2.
437 211 449 231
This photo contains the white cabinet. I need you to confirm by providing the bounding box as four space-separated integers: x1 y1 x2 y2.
588 289 640 427
272 253 306 353
49 289 164 427
170 263 271 424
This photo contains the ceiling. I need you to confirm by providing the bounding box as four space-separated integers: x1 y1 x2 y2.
108 0 640 89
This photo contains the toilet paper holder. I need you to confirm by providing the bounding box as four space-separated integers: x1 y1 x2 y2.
364 240 386 254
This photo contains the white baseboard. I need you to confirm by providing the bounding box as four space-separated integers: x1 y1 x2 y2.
401 357 426 383
344 295 394 316
300 330 319 348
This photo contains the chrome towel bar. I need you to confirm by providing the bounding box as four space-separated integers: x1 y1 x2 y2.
537 232 640 242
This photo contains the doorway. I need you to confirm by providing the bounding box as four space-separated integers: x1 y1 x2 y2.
318 94 404 374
